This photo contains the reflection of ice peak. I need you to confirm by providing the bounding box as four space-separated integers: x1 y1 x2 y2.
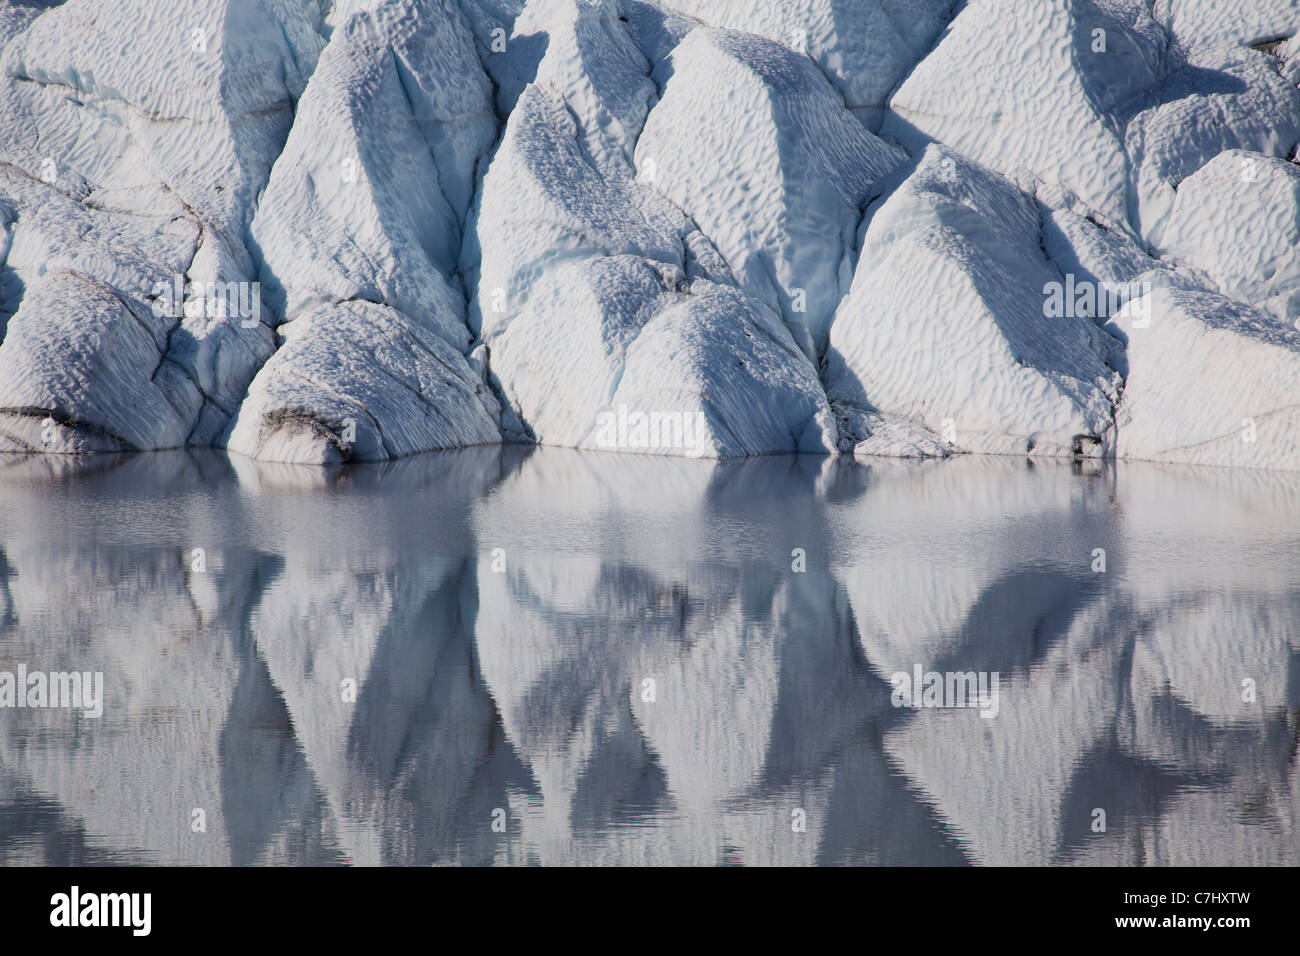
0 448 1297 863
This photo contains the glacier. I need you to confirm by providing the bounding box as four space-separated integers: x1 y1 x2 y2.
0 0 1297 471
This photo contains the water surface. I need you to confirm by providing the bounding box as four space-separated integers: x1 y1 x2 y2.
0 447 1296 865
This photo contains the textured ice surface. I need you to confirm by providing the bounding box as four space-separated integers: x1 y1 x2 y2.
226 300 501 463
1107 283 1300 471
1126 45 1300 242
637 27 906 357
250 0 495 323
0 0 320 450
1156 0 1300 52
664 0 958 128
825 146 1123 458
226 0 502 462
469 9 839 457
885 0 1166 226
0 0 1298 471
1153 150 1300 321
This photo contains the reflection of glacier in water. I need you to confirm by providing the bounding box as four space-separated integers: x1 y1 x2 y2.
0 447 1296 866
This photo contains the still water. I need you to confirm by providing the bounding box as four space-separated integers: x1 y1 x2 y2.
0 447 1296 866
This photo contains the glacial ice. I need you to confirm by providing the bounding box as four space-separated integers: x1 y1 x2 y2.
885 0 1166 227
663 0 959 128
225 299 502 463
226 0 502 462
636 27 907 358
824 145 1123 458
0 0 320 451
1126 44 1300 242
468 5 840 456
1107 282 1300 471
1153 149 1300 321
0 0 1296 472
1156 0 1300 53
